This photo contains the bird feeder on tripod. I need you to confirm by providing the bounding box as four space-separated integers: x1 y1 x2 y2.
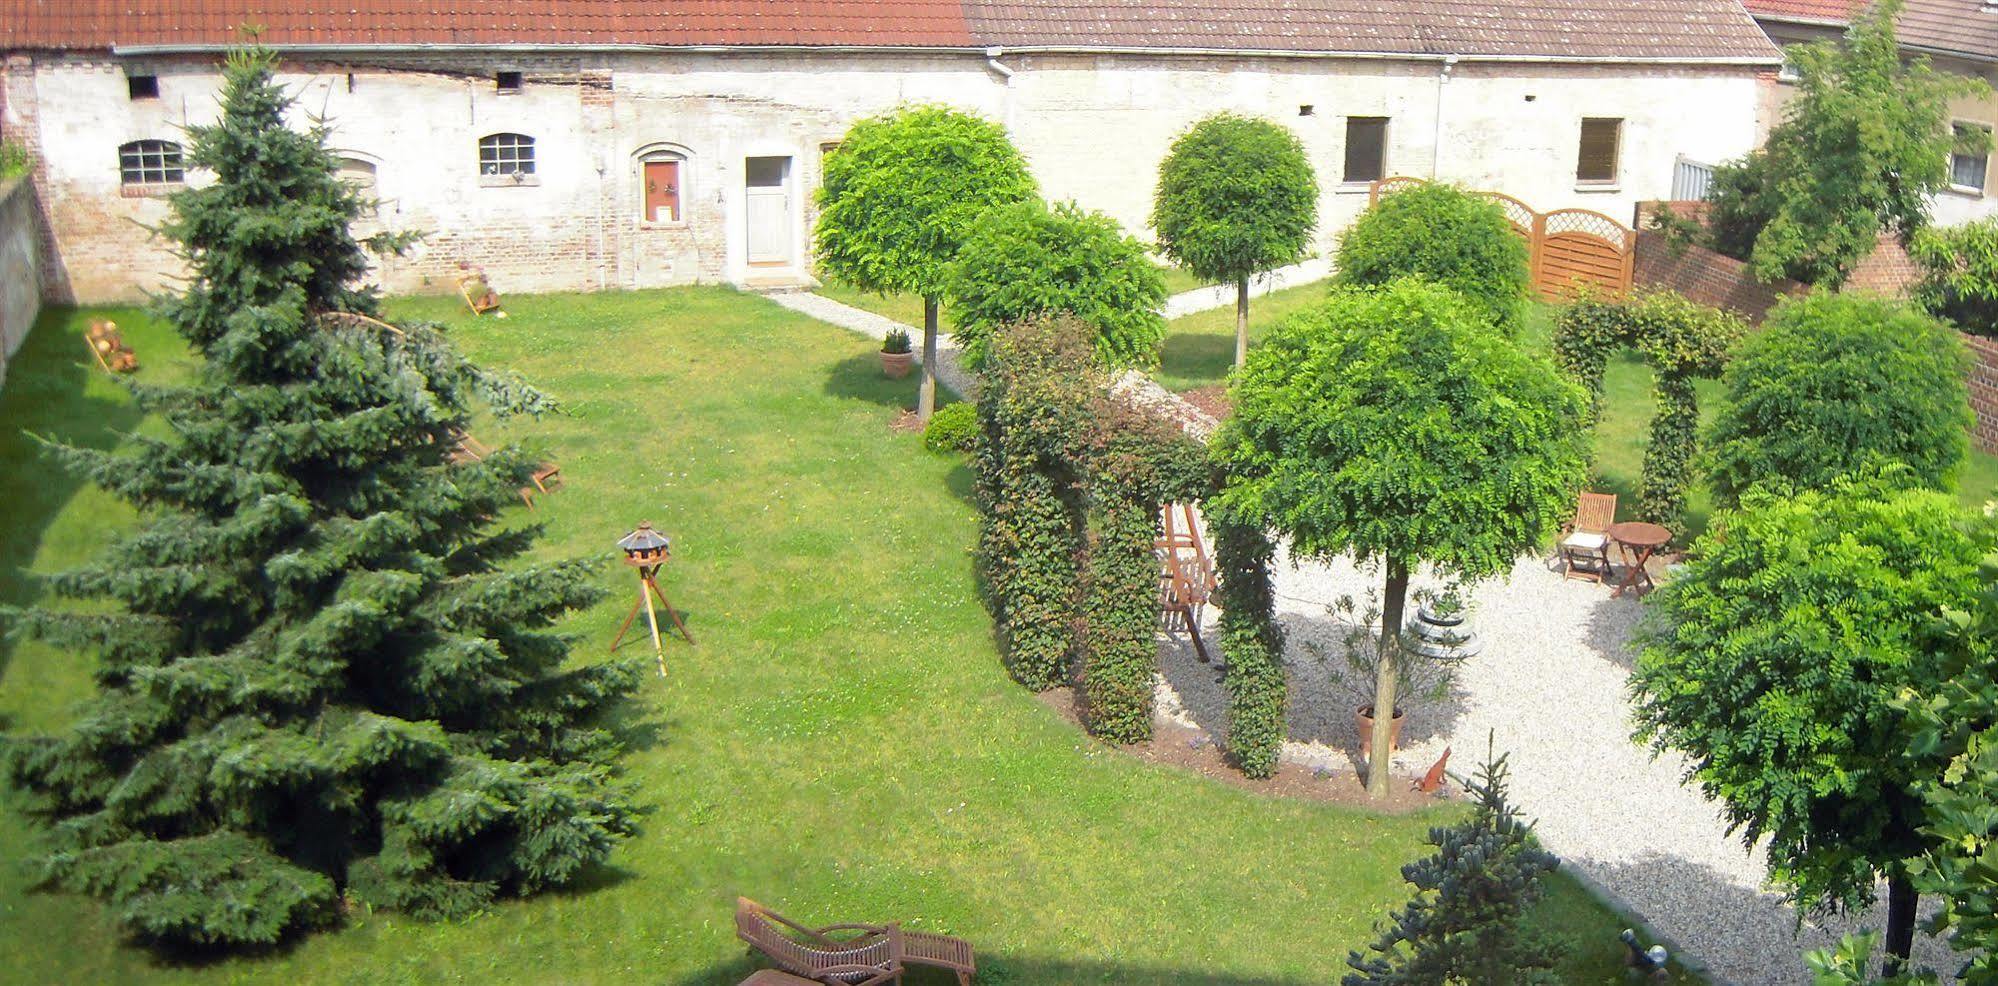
612 521 693 674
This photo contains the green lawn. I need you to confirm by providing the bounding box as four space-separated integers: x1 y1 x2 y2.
0 288 1693 984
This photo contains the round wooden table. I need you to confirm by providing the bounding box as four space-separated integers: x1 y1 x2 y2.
1605 521 1672 597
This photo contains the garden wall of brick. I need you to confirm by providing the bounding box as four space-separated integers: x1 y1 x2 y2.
0 176 42 392
1967 333 1998 455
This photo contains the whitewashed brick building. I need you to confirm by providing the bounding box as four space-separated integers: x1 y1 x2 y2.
2 0 1780 303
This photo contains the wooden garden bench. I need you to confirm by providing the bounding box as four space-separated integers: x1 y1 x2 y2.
736 897 976 986
85 319 138 374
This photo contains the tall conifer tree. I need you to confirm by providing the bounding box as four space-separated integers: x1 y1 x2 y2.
1 49 640 950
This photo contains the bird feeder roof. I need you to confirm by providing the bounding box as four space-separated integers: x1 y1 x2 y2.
618 522 671 553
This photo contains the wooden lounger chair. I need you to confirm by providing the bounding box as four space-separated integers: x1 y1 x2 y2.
736 897 976 986
86 319 139 373
458 271 502 316
449 432 561 508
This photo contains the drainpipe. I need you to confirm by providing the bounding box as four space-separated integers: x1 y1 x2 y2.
1431 54 1458 179
984 46 1016 132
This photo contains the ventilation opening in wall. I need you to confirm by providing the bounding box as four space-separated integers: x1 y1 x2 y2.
1298 104 1315 117
127 74 159 100
496 71 524 93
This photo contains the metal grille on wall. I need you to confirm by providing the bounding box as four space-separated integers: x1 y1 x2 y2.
1367 177 1636 300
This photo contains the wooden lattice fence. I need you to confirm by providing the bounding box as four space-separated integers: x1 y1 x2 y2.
1368 177 1635 300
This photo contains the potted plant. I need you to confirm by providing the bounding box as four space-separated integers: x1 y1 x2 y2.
880 329 913 378
1314 586 1468 751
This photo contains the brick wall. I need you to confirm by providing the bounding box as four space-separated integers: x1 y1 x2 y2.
1967 333 1998 455
1631 201 1806 322
1845 236 1918 299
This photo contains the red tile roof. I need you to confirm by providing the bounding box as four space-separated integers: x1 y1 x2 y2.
1737 0 1864 22
1742 0 1998 63
2 0 1781 61
966 0 1780 59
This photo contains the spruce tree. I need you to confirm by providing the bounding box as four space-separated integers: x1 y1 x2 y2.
0 48 640 950
1344 752 1565 985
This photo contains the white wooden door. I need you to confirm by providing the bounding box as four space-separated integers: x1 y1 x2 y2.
744 156 792 265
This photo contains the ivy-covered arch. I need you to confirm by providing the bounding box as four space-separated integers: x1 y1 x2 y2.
1551 290 1745 528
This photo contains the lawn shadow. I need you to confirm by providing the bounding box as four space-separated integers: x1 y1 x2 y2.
822 352 916 413
673 954 1324 986
0 309 150 681
1156 330 1232 389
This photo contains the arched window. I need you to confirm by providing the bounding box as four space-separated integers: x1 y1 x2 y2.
336 157 380 217
478 133 535 177
118 139 183 185
639 150 685 223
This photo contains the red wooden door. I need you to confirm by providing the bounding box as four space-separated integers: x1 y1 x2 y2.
644 160 680 223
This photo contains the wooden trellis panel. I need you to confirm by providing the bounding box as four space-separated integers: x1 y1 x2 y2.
1367 178 1635 299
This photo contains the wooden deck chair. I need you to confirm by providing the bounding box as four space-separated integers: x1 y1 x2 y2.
1158 502 1219 663
449 432 559 508
85 320 138 374
735 898 903 986
736 898 976 986
457 271 502 316
1560 492 1618 583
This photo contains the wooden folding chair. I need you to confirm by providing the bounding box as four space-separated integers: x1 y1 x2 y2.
1560 492 1618 583
1158 502 1218 663
85 320 139 374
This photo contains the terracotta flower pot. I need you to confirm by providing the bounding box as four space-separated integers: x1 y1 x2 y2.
1355 704 1406 751
880 350 914 379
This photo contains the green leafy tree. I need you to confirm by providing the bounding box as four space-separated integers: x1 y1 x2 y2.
1630 477 1993 975
1910 217 1998 336
0 49 639 950
1152 113 1318 371
1706 294 1970 508
1212 281 1589 797
1336 182 1531 335
816 105 1037 420
1345 751 1564 985
1704 0 1988 286
946 198 1168 369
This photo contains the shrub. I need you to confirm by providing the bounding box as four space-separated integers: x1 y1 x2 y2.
0 141 29 180
1551 290 1742 528
1707 293 1971 506
881 327 911 354
921 401 978 455
1212 514 1287 778
1335 182 1530 335
974 318 1096 690
947 199 1168 369
1910 217 1998 335
1152 113 1318 370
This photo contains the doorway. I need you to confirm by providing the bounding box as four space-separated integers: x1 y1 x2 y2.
744 156 792 266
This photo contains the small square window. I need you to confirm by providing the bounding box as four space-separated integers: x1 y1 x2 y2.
1298 104 1315 117
496 71 523 93
1343 117 1388 184
1577 117 1623 184
478 132 535 178
127 75 159 100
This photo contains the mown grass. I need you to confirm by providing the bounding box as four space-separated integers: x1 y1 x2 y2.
0 287 1695 984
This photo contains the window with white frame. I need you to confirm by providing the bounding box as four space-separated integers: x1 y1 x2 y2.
478 133 535 178
1952 123 1991 193
118 139 184 185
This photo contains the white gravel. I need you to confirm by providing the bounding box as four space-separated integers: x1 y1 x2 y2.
1159 547 1959 984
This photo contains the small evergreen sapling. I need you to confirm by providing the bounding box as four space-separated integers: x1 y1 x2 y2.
1344 750 1564 985
0 49 639 950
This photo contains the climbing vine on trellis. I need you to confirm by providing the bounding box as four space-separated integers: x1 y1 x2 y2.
1552 290 1743 528
975 317 1210 743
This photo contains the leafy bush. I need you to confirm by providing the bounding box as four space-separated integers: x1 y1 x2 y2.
1335 182 1530 335
1344 753 1563 984
1212 515 1287 778
974 319 1096 690
1910 217 1998 336
881 328 911 354
1707 293 1971 507
0 140 28 180
1630 477 1992 969
1552 290 1742 528
947 198 1168 369
922 401 978 455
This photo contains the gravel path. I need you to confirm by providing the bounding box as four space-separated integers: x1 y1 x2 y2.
1160 258 1333 319
1159 549 1957 984
764 291 977 398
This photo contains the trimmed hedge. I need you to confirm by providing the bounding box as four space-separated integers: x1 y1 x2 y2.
922 401 979 455
1335 182 1530 336
1212 514 1286 779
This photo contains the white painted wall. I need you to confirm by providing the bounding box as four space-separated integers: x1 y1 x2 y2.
8 48 1765 303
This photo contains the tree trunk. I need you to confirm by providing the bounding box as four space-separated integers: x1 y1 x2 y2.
918 295 940 422
1234 274 1251 370
1881 871 1918 978
1367 558 1410 798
